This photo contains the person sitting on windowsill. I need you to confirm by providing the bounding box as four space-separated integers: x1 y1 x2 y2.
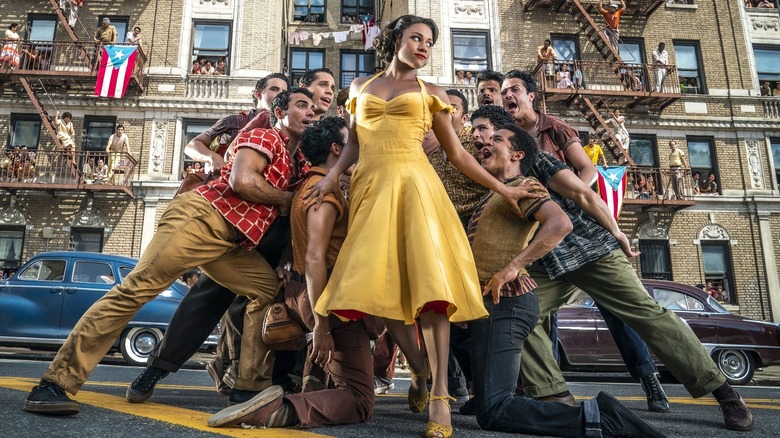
699 171 718 195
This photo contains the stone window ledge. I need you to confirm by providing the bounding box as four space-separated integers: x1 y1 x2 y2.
666 3 698 10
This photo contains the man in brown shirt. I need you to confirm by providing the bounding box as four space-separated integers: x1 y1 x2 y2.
94 18 117 44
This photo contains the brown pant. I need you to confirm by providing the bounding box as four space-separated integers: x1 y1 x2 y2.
43 192 279 394
285 318 374 427
373 331 398 379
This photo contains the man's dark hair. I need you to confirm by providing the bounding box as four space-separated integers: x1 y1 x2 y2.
270 87 314 126
300 116 348 166
336 88 350 108
445 89 468 116
134 26 141 32
470 105 515 129
298 68 335 87
544 38 551 44
61 112 72 119
504 69 539 95
375 15 438 64
476 70 504 88
116 124 125 130
693 171 701 178
254 73 290 104
501 124 539 176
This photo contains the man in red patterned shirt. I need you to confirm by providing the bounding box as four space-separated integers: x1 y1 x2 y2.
23 89 316 417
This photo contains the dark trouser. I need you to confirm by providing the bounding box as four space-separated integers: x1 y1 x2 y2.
471 294 594 437
449 323 472 383
597 303 657 379
214 295 249 367
286 319 374 427
148 274 235 372
448 344 467 391
372 331 398 379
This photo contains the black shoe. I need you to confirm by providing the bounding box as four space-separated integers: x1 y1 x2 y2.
458 397 476 416
597 391 665 438
640 373 670 412
24 380 81 416
126 366 169 403
719 394 754 431
229 387 260 405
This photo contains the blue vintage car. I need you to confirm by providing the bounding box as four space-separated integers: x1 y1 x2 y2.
0 251 215 366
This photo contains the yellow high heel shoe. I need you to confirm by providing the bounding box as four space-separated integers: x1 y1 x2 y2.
408 360 430 413
425 395 455 438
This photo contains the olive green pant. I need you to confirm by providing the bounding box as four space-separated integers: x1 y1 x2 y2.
43 192 279 394
521 249 725 399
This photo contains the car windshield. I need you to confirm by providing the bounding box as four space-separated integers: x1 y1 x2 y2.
706 296 731 314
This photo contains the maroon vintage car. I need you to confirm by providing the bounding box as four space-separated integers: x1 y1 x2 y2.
557 279 780 385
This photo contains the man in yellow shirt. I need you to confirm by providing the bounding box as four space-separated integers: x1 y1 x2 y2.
583 135 608 167
668 140 689 199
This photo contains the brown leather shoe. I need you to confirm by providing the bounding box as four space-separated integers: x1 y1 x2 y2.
536 391 577 407
208 385 284 427
720 395 754 431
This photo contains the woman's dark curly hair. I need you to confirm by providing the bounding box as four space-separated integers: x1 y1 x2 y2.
374 15 438 64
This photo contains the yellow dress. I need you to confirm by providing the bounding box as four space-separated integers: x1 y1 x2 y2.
314 74 488 324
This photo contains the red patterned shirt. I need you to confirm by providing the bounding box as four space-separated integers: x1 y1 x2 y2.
196 128 310 249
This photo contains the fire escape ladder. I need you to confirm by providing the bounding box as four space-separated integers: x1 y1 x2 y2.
575 94 634 165
48 0 96 71
566 0 624 73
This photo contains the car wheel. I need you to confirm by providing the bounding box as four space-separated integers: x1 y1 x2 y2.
714 349 755 386
120 327 163 366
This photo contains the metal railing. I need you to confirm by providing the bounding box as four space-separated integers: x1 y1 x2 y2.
624 166 695 203
0 149 137 190
534 60 681 96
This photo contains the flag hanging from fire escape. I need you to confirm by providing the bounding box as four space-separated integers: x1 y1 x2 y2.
596 166 627 220
95 45 137 98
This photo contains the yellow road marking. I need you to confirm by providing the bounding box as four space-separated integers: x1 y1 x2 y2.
0 378 331 437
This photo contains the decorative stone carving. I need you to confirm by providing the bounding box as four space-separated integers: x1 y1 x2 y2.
751 16 780 33
745 140 764 189
72 208 107 229
0 206 27 225
699 224 730 241
200 0 229 5
638 221 669 240
454 1 485 16
149 121 168 175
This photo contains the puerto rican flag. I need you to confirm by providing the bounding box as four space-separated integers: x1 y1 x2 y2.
95 45 137 98
596 166 627 220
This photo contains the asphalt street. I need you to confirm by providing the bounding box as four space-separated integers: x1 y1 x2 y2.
1 351 779 437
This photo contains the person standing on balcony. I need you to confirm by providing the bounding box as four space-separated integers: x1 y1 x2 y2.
54 111 76 157
598 0 625 52
105 124 129 185
668 140 689 199
652 42 669 92
1 23 20 70
584 134 608 168
94 18 117 45
536 39 556 79
126 26 142 46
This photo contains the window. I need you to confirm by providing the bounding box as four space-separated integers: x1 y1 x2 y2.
181 119 218 177
9 114 42 149
18 259 66 281
83 116 116 153
639 240 672 280
192 22 231 75
771 137 780 186
745 0 778 9
340 51 374 88
73 261 115 284
701 242 736 304
71 228 104 252
619 38 647 90
653 288 705 312
342 0 374 21
753 45 780 93
629 135 658 167
687 136 717 193
290 49 325 85
629 135 663 198
452 31 490 74
674 41 706 94
27 15 57 41
97 16 129 44
551 34 580 61
294 0 326 23
0 227 24 272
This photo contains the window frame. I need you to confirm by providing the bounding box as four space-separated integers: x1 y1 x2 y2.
18 258 67 282
180 118 219 178
619 37 648 90
26 14 58 42
72 260 115 284
752 44 780 93
83 116 117 154
70 228 104 253
701 241 737 305
289 48 326 85
96 15 129 44
341 0 375 21
0 226 25 273
686 136 719 194
770 137 780 189
673 40 707 94
638 239 673 280
451 29 491 76
550 33 581 62
293 0 327 23
339 50 375 89
9 114 43 150
191 20 233 75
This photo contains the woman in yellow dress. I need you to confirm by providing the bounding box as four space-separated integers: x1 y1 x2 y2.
307 15 535 437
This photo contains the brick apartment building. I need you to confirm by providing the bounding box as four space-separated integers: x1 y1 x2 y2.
1 1 779 322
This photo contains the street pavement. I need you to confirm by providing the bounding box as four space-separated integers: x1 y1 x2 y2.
1 351 779 437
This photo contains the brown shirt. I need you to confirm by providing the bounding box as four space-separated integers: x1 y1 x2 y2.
291 167 348 274
95 25 118 44
428 125 489 218
535 111 580 165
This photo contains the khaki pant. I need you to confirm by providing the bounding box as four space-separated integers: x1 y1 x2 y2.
43 192 279 394
521 249 725 399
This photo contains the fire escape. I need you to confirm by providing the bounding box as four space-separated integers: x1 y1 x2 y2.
528 0 692 210
0 0 145 196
